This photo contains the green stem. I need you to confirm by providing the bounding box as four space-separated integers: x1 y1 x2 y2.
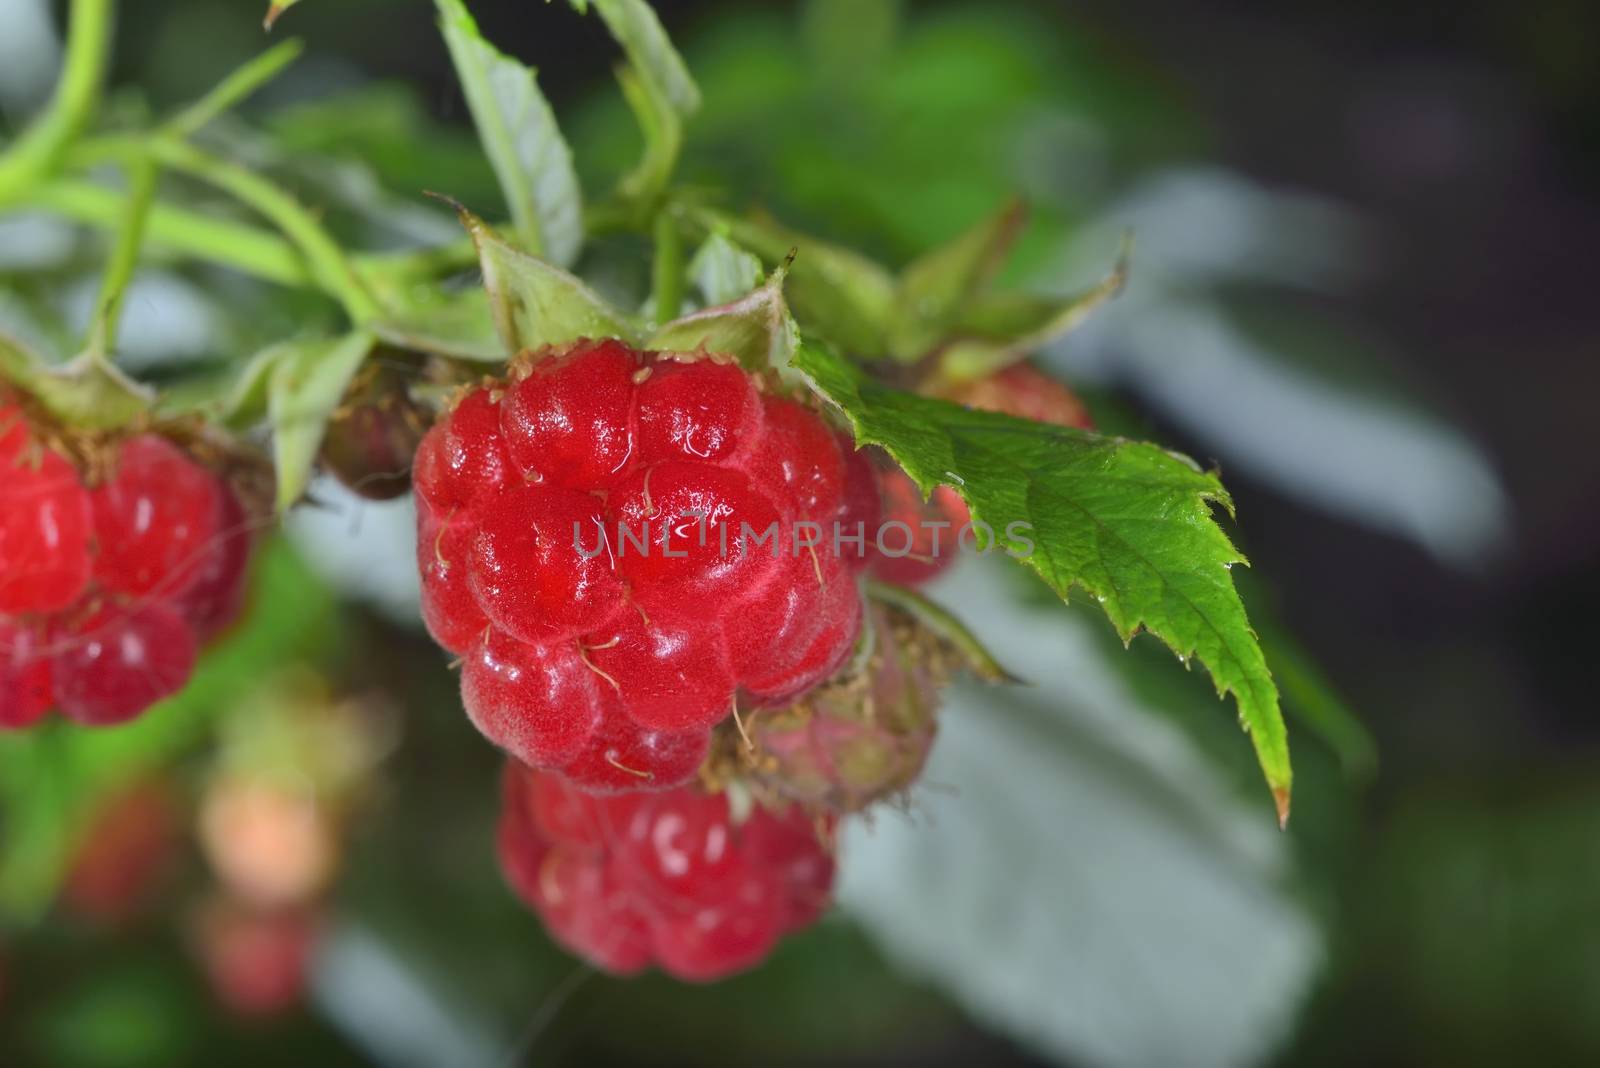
651 209 684 323
26 179 310 285
164 38 305 140
86 153 159 356
0 0 114 207
865 580 1022 684
149 138 381 322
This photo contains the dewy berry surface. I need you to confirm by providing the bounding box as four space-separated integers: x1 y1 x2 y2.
497 763 835 981
415 340 865 790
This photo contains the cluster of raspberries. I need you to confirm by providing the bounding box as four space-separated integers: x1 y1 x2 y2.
413 339 881 792
498 761 834 981
0 397 252 729
416 342 1079 981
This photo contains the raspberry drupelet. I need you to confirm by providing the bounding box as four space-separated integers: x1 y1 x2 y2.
415 340 867 791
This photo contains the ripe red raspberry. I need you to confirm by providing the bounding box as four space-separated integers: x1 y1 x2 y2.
497 762 834 981
416 340 864 790
0 402 256 731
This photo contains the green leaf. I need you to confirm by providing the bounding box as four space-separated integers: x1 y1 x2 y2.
688 231 764 306
888 197 1027 362
0 333 152 431
267 329 376 511
581 0 701 117
454 204 638 352
698 208 897 359
647 263 797 373
436 0 584 265
373 284 505 363
793 341 1291 821
939 241 1130 382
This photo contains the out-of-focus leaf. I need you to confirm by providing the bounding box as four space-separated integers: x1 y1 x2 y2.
582 0 701 117
455 206 638 353
436 0 584 265
374 284 504 363
700 208 896 359
267 329 375 511
0 333 152 430
0 540 337 919
842 558 1320 1068
687 230 763 306
646 263 796 373
888 197 1026 361
794 340 1291 819
940 239 1128 381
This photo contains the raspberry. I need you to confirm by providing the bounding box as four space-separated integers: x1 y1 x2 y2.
497 762 835 981
0 440 92 615
944 362 1095 430
51 602 198 726
867 456 970 588
744 603 945 812
91 434 223 599
321 361 428 501
415 340 864 789
0 620 51 729
0 402 255 731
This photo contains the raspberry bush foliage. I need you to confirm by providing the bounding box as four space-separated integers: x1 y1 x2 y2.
0 0 1307 985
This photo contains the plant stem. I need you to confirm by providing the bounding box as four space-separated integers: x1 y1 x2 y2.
86 153 159 356
651 208 684 323
164 38 306 140
150 138 381 322
26 179 313 286
0 0 114 208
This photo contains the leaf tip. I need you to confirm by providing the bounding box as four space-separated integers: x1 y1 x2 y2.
263 1 289 31
1273 786 1292 830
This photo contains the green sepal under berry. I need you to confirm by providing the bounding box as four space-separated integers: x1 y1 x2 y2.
454 203 640 355
646 259 798 374
0 334 153 431
793 340 1292 824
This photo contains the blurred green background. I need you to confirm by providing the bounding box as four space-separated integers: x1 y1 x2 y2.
1 0 1598 1064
